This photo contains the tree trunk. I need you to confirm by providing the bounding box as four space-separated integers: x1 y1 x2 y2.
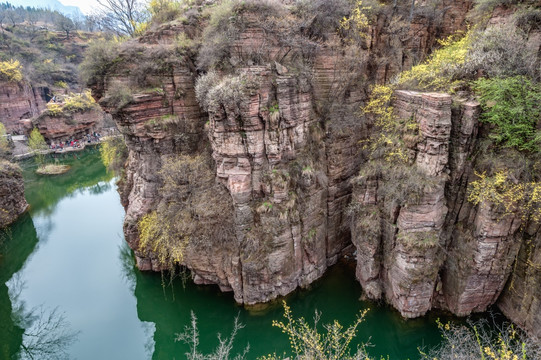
409 0 416 22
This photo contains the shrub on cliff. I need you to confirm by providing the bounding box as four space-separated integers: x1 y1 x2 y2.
100 83 134 112
148 0 185 24
197 0 284 70
293 0 351 40
80 39 121 88
461 24 538 81
398 31 473 91
195 71 257 115
474 76 541 152
100 136 128 174
0 59 23 82
138 153 234 268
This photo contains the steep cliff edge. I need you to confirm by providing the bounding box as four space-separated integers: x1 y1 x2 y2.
90 0 473 305
0 81 46 134
0 161 28 227
88 0 541 338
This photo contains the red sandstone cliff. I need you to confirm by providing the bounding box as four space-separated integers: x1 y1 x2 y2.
90 0 541 339
0 81 46 134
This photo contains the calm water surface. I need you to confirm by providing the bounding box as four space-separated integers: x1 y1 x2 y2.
0 149 474 359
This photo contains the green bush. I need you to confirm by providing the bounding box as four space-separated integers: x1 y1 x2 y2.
80 39 121 87
101 83 134 111
474 76 541 152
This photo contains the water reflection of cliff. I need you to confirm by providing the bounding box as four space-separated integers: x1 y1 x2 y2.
0 149 108 358
0 214 39 358
21 148 113 216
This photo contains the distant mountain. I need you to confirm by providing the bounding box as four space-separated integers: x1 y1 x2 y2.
5 0 83 16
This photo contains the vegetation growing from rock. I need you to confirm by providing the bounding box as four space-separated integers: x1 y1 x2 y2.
0 59 22 82
43 91 99 117
398 31 473 91
474 76 541 152
99 136 128 174
468 170 541 223
138 153 234 268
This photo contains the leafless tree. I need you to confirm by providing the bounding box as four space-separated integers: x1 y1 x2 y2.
55 15 76 39
26 11 40 40
96 0 147 37
409 0 416 21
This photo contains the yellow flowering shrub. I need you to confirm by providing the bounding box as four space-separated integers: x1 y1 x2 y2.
399 31 473 91
339 0 370 41
138 210 187 265
361 84 417 164
468 170 541 222
0 59 23 83
260 301 370 360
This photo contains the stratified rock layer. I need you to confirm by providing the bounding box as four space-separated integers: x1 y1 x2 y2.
0 81 46 134
92 0 541 340
34 108 104 141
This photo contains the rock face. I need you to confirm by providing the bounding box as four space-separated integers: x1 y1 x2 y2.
0 81 47 134
0 161 28 227
350 89 541 337
92 0 541 339
33 108 104 141
498 224 541 339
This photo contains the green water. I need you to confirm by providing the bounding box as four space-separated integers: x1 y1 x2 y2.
0 149 476 359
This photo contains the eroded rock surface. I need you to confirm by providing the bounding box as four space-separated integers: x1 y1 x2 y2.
0 161 28 227
0 81 46 134
91 0 541 340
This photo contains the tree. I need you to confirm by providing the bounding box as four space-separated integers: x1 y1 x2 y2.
409 0 416 21
0 122 9 157
28 128 47 166
55 14 76 39
26 11 40 40
96 0 148 37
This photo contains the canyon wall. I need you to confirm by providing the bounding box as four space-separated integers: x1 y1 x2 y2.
0 81 46 134
0 161 28 227
92 0 541 338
